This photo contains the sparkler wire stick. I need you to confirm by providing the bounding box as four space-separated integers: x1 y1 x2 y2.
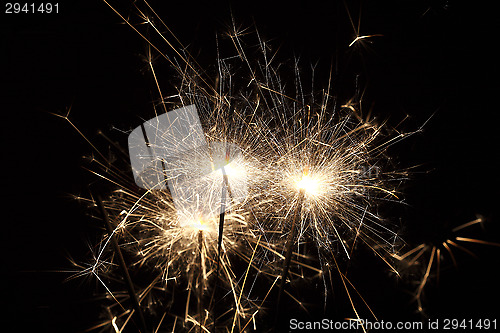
211 143 234 329
197 230 204 333
96 195 149 333
218 169 229 266
276 188 306 316
211 167 230 331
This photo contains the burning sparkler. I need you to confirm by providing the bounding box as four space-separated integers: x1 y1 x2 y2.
66 6 407 331
56 1 499 332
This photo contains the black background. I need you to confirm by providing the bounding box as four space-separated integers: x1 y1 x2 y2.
2 0 500 331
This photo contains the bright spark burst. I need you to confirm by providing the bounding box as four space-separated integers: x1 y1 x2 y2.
293 167 322 195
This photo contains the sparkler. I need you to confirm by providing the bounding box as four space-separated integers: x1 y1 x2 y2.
90 185 255 331
57 1 499 331
212 157 231 330
96 195 148 333
67 8 406 331
197 229 204 332
276 186 304 318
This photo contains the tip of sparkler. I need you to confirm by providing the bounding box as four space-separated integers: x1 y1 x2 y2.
179 215 215 233
295 169 319 195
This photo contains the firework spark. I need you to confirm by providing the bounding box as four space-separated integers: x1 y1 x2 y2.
58 1 498 332
394 216 500 315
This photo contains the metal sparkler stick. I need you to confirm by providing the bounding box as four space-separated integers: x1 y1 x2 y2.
216 145 233 263
217 168 229 270
197 230 204 333
212 163 232 331
276 188 306 318
96 195 149 333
